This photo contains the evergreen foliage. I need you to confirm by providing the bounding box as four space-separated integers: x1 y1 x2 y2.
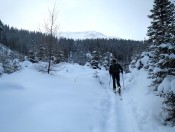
145 0 175 126
0 44 21 74
90 51 101 69
146 0 175 89
147 0 175 44
0 20 145 72
28 50 38 63
0 20 3 41
162 91 175 126
129 0 175 126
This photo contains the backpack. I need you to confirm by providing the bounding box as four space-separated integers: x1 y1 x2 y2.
110 63 120 73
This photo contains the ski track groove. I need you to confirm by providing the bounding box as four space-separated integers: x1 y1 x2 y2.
99 74 122 132
99 77 117 132
100 73 140 132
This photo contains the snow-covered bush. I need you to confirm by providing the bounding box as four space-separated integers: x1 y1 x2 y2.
129 51 151 71
29 61 56 74
30 62 48 72
158 76 175 94
28 50 38 63
0 44 22 74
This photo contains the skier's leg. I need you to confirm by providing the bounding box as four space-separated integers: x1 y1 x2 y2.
112 75 116 93
116 74 121 94
116 74 121 87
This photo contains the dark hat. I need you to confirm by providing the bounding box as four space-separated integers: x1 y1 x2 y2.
112 59 116 63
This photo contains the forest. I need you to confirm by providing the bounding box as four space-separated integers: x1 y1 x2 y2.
0 0 175 129
0 21 145 73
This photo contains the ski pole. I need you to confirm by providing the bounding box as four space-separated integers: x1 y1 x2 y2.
109 75 111 88
122 74 125 90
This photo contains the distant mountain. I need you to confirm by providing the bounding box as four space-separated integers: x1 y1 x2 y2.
59 31 118 40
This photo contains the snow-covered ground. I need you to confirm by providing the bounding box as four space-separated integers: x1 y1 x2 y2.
0 62 175 132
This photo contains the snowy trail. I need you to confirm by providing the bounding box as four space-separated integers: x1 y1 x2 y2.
115 91 139 132
0 62 125 132
116 96 126 132
99 72 133 132
0 62 175 132
99 71 145 132
100 87 139 132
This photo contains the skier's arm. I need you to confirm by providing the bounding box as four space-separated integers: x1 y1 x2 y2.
109 65 112 75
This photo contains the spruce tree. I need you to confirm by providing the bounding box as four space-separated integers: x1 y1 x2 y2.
147 0 174 44
0 20 3 42
171 2 175 44
90 51 100 69
147 0 175 126
37 47 46 61
147 0 175 89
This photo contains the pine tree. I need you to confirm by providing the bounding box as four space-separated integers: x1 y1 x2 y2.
37 46 46 61
0 20 3 42
101 52 113 70
147 0 174 44
90 51 100 69
147 0 175 89
171 2 175 44
147 0 175 126
54 50 65 64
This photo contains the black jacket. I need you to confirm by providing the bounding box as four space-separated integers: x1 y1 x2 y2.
109 63 123 75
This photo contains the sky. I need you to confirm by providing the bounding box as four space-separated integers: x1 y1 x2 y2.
0 0 155 40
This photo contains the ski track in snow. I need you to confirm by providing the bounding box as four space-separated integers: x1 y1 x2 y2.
99 70 174 132
0 62 175 132
100 73 139 132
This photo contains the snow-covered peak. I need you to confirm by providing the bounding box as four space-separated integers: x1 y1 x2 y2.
59 31 116 40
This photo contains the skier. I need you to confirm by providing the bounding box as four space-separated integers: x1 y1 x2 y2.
109 59 123 94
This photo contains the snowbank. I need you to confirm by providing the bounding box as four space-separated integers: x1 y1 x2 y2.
124 66 175 132
0 63 111 132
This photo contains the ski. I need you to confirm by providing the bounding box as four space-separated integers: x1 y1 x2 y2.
119 87 123 100
114 88 122 100
118 93 122 100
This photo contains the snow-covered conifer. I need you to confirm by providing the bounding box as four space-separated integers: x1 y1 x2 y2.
90 51 100 69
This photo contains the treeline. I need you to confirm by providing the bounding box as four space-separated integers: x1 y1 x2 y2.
0 21 146 71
